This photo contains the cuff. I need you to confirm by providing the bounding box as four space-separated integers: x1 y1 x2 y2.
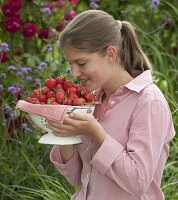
90 134 124 174
50 145 79 176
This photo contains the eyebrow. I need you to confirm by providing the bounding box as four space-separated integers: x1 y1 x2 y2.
67 57 88 63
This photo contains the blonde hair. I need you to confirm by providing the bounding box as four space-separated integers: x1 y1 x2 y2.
60 10 152 77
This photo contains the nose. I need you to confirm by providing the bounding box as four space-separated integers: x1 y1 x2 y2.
70 64 81 78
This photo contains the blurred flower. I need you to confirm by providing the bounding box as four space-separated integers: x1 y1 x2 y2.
38 29 49 40
8 65 17 72
55 22 64 32
0 84 4 91
46 44 53 52
37 164 44 171
4 17 21 33
23 23 38 38
9 0 23 11
66 67 71 74
20 67 32 75
4 106 14 119
49 28 58 39
1 43 9 52
34 78 41 87
90 0 100 9
151 0 160 9
0 52 9 63
162 19 171 29
8 86 22 99
22 123 32 133
0 73 7 79
16 71 23 76
70 0 78 6
64 10 76 21
1 3 18 18
41 7 51 15
39 62 47 69
26 76 33 82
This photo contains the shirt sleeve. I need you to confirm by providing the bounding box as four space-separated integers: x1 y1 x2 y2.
50 145 82 187
90 99 175 195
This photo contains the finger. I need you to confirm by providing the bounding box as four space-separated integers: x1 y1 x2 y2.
69 113 93 121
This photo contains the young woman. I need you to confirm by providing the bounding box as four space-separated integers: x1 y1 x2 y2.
47 10 175 200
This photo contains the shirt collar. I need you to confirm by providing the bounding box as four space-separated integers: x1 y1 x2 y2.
125 70 153 93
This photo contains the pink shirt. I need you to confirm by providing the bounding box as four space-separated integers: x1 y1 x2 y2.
50 70 175 200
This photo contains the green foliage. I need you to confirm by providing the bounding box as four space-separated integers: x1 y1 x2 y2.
0 0 178 199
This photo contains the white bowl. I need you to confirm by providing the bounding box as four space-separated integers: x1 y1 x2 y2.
15 100 96 145
29 105 95 145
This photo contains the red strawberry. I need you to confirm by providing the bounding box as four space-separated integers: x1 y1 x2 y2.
67 87 76 95
45 78 57 90
47 91 55 99
37 94 47 103
26 97 39 104
55 91 65 103
41 86 50 94
56 76 65 84
64 98 72 105
72 97 85 106
31 89 40 98
83 92 94 102
55 83 64 91
68 93 78 101
76 86 83 96
63 80 73 90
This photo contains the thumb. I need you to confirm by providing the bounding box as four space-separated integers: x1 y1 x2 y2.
69 112 89 121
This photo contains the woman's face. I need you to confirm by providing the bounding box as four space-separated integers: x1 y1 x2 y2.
63 46 113 91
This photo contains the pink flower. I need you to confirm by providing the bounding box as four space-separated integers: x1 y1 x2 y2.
2 3 18 18
4 17 21 33
9 0 23 11
55 22 64 32
38 29 49 40
64 10 76 21
70 0 78 6
23 23 37 38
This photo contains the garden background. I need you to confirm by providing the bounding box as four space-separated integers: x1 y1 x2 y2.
0 0 178 199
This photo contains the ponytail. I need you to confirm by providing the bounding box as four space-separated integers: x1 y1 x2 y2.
120 21 152 77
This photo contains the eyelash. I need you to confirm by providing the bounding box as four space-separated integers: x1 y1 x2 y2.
78 63 85 67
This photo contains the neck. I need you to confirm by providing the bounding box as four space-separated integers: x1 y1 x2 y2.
103 68 133 99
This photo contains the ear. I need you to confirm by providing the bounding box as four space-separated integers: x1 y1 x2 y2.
106 45 117 64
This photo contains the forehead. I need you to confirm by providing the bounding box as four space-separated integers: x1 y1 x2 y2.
63 46 89 62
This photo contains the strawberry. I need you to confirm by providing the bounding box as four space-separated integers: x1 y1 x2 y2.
31 89 40 98
83 92 94 102
67 87 77 95
64 98 73 105
72 97 85 106
47 91 55 99
55 91 65 104
41 86 50 94
68 93 78 101
63 80 73 90
37 94 47 103
26 97 39 104
76 86 83 97
56 76 65 84
45 78 57 90
55 83 64 91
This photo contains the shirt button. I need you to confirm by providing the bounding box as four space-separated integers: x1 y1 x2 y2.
86 173 89 178
110 101 115 105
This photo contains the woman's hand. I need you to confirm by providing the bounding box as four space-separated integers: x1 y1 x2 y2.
48 113 106 145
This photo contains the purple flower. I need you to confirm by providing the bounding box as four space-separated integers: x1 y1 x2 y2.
37 164 44 171
66 67 71 74
4 106 14 119
34 78 41 87
16 71 24 76
90 0 100 9
0 84 4 91
46 44 53 52
8 65 17 72
41 7 51 15
1 43 9 52
151 0 160 9
26 76 33 82
21 67 32 74
39 62 47 68
37 66 43 71
22 123 32 133
8 86 16 94
0 73 7 79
